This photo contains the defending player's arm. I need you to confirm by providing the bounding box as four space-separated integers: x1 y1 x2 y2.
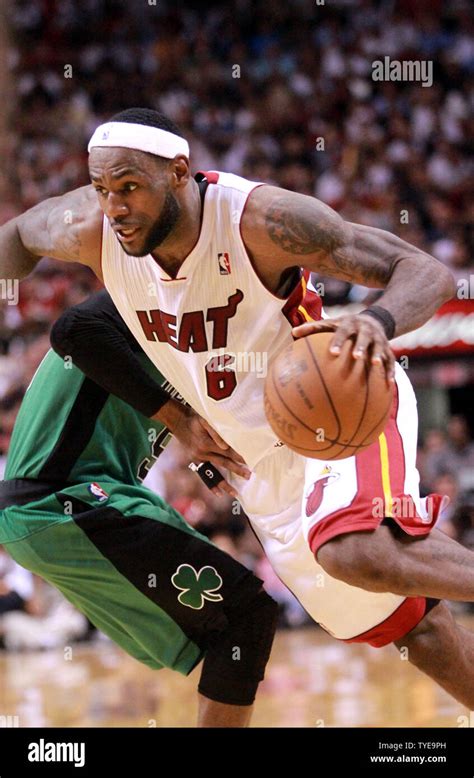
0 185 103 280
50 290 248 495
242 186 456 380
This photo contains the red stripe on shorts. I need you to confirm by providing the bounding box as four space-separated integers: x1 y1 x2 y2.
343 595 427 647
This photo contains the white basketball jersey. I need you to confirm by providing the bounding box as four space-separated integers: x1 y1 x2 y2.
101 170 322 468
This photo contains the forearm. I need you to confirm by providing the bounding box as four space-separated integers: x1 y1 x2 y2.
338 223 456 336
324 222 456 337
364 254 456 338
50 290 173 418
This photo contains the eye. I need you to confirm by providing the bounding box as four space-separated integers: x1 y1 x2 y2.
94 186 107 196
123 183 138 192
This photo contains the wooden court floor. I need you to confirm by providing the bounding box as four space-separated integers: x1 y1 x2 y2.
0 619 471 728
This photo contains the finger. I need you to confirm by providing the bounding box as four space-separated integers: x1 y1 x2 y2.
216 481 238 499
329 323 357 354
376 349 396 385
209 479 236 498
369 337 395 384
211 485 232 498
387 351 396 384
292 321 337 339
199 418 230 451
208 454 252 480
352 326 377 361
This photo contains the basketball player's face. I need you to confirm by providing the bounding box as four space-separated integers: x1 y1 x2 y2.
88 148 180 257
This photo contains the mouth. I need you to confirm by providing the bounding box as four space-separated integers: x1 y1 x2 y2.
114 226 141 244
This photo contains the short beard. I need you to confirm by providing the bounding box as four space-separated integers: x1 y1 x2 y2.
127 189 181 257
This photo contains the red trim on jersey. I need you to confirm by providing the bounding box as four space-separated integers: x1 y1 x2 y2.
282 269 323 326
343 596 427 647
307 386 439 555
196 170 220 184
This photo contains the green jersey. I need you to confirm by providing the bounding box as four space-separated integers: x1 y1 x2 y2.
5 349 174 486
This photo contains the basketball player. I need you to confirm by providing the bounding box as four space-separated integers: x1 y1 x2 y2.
1 108 473 707
0 289 278 727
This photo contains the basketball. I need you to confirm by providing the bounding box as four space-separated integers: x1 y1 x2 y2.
264 332 394 460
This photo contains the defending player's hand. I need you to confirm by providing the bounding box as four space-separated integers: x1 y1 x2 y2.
292 314 395 384
189 461 238 499
158 400 251 496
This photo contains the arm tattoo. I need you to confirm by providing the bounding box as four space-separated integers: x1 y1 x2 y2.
265 196 343 256
332 246 391 285
56 222 81 260
316 248 358 282
45 207 82 261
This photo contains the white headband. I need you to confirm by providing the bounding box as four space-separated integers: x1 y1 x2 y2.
87 121 190 158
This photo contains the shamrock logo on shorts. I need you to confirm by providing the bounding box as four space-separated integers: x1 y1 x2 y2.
171 564 223 609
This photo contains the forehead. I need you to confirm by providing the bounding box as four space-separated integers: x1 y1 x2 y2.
88 147 158 178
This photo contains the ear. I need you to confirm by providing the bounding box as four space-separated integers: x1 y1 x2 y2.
169 155 190 188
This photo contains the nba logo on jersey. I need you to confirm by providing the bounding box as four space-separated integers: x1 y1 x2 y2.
88 482 109 502
218 252 231 275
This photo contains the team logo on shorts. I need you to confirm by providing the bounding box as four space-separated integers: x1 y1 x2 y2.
171 564 223 609
88 482 109 502
218 252 231 275
305 466 340 516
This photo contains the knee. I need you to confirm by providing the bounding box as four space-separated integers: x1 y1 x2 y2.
198 587 279 707
395 602 452 670
316 534 404 593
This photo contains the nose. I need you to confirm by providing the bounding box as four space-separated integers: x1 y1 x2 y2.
104 191 129 220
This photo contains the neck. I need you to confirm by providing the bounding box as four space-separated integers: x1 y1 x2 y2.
151 178 202 278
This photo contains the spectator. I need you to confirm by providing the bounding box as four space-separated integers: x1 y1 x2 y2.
431 472 460 539
425 417 474 496
419 428 449 491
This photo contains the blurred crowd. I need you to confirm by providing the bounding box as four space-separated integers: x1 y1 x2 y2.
0 0 471 304
0 0 473 637
418 415 474 549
